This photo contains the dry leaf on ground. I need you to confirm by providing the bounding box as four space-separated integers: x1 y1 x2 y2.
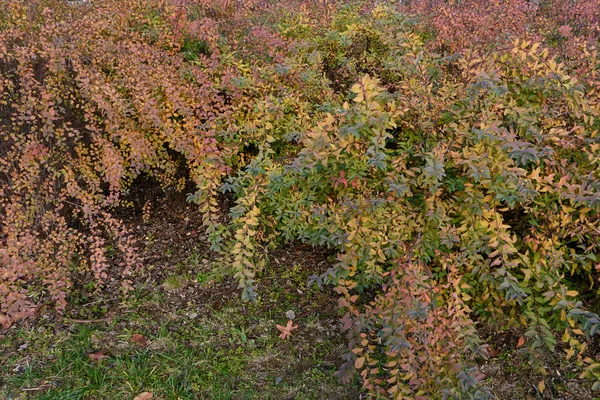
276 320 298 340
88 351 109 362
130 333 148 346
133 392 153 400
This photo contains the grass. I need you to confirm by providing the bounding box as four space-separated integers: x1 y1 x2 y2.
3 326 251 399
0 250 360 400
1 306 355 399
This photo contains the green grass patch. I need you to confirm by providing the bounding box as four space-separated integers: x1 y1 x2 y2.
0 258 359 400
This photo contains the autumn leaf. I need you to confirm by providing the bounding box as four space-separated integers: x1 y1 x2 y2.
517 336 525 347
488 346 500 357
133 392 153 400
131 333 148 347
88 351 109 362
0 314 12 330
276 320 298 340
538 380 545 393
354 356 365 369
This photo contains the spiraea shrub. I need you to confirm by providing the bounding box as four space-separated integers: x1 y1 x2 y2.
1 0 600 398
0 0 230 327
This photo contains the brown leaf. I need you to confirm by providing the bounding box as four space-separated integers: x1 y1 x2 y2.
276 320 298 340
133 392 153 400
0 313 13 330
488 346 500 357
517 336 525 348
131 333 148 347
88 351 109 362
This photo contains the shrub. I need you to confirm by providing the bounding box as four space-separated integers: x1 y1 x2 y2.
212 4 600 396
0 0 227 326
2 0 600 397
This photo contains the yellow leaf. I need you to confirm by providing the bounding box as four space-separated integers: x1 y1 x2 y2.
538 380 545 393
565 348 575 360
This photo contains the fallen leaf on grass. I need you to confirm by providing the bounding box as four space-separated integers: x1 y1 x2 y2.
133 392 153 400
517 335 525 347
130 333 148 346
276 320 298 340
537 380 545 393
88 351 109 362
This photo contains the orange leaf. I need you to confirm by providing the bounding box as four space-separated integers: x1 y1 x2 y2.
517 336 525 347
355 356 365 369
276 320 298 340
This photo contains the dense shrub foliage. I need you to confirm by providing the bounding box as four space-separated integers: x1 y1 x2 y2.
1 0 599 397
0 0 231 328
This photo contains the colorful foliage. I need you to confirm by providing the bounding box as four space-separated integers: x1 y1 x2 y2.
0 0 228 325
1 0 600 397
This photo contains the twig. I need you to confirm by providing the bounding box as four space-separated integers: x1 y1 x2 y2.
61 317 111 324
